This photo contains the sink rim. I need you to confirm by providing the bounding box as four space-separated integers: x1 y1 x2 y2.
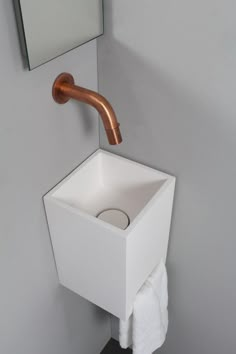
44 149 175 236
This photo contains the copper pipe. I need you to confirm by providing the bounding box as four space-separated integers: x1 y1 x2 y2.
52 73 122 145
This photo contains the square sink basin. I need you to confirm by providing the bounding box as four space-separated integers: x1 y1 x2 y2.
44 149 175 320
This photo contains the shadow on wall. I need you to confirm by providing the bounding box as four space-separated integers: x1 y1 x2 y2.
58 286 110 352
75 101 97 134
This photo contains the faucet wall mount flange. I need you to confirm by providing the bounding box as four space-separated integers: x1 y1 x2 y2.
52 73 75 104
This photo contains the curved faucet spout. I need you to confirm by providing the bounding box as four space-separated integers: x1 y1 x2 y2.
52 73 122 145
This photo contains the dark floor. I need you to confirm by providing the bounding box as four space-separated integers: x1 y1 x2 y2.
101 339 132 353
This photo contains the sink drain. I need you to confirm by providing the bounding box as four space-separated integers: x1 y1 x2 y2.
97 208 130 230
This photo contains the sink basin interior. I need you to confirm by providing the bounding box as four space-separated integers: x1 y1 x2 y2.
52 151 167 226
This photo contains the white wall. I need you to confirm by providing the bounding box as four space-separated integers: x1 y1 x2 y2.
98 1 236 353
0 1 110 353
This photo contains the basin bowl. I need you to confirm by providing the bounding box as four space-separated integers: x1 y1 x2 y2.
44 149 175 320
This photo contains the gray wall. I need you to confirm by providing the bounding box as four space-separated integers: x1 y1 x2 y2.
98 1 236 353
0 1 110 354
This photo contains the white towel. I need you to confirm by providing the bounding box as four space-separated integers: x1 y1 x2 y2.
119 261 168 354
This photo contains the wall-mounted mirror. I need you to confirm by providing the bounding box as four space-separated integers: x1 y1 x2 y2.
14 0 104 70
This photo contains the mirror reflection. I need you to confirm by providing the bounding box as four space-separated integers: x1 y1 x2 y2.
14 0 104 70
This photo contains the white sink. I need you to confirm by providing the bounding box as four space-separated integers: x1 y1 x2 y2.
44 150 175 320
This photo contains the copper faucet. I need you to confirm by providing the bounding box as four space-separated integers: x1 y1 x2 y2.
52 73 122 145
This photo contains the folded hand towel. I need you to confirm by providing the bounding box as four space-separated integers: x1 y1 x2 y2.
119 261 168 354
